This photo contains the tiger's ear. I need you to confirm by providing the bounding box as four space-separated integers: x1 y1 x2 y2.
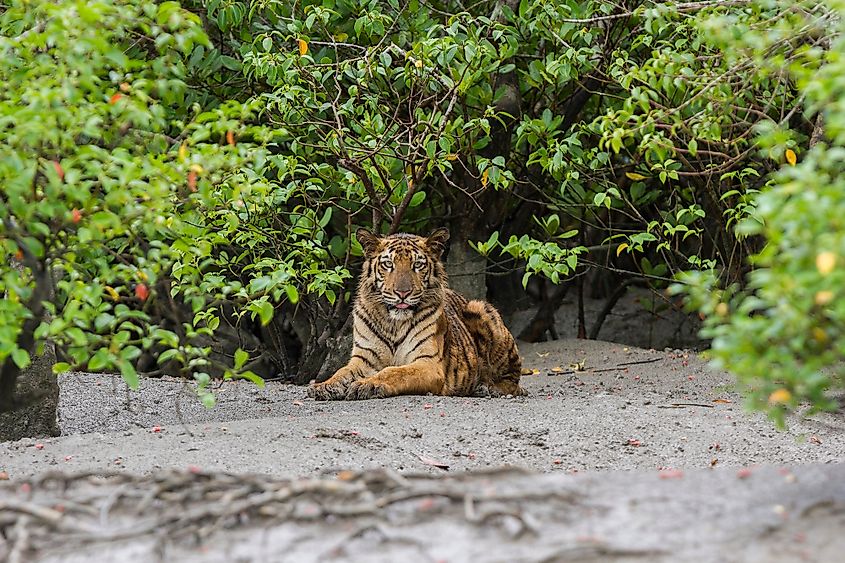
425 227 450 258
356 228 382 257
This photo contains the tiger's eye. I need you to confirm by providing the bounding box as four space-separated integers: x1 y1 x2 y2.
380 259 394 270
413 260 426 271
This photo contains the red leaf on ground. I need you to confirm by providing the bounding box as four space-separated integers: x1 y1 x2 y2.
659 469 684 479
417 454 449 470
336 470 355 481
626 439 642 447
151 426 162 433
736 467 753 479
187 465 202 474
553 459 562 465
34 443 44 450
423 403 433 409
418 497 436 511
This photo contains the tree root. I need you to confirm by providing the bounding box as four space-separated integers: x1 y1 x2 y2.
0 468 584 559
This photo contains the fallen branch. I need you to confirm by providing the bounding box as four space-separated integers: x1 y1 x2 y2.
657 403 715 409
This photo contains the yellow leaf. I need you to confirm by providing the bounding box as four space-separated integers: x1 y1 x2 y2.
481 169 489 187
715 302 728 317
136 270 148 282
334 33 348 42
768 388 792 405
569 359 586 371
785 149 797 166
816 251 836 275
298 39 308 56
625 172 647 181
178 143 187 162
105 286 120 301
550 366 564 373
446 153 458 161
812 327 828 343
189 163 205 174
616 243 628 257
815 290 834 306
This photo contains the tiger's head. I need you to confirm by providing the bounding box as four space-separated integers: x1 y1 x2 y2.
357 227 449 319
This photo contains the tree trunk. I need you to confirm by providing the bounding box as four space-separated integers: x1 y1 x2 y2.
0 257 59 441
0 343 59 441
446 235 488 301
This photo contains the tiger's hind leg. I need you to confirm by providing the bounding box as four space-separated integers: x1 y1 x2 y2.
463 300 526 397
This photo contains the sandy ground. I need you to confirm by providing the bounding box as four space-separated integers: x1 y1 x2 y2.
2 336 845 561
1 339 843 479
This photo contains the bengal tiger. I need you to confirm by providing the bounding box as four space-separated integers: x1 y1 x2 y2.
308 227 525 400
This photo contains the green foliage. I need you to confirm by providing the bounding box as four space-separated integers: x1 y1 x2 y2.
0 0 292 400
678 0 845 426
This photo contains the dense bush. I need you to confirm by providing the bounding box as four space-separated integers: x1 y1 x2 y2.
0 0 267 407
680 0 845 426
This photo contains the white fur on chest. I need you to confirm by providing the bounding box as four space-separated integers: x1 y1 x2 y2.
390 320 424 366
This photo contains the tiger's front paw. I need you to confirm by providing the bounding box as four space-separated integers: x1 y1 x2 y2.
345 378 390 400
308 377 352 401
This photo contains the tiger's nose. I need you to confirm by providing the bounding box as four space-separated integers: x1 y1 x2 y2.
396 290 411 299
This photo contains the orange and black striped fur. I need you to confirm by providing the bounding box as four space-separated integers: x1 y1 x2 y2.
309 227 525 400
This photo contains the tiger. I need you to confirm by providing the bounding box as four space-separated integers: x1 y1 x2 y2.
308 227 525 400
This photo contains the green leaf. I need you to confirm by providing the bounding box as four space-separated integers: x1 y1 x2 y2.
119 361 139 390
88 349 110 371
234 348 249 370
11 349 30 370
238 370 265 387
255 300 274 325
